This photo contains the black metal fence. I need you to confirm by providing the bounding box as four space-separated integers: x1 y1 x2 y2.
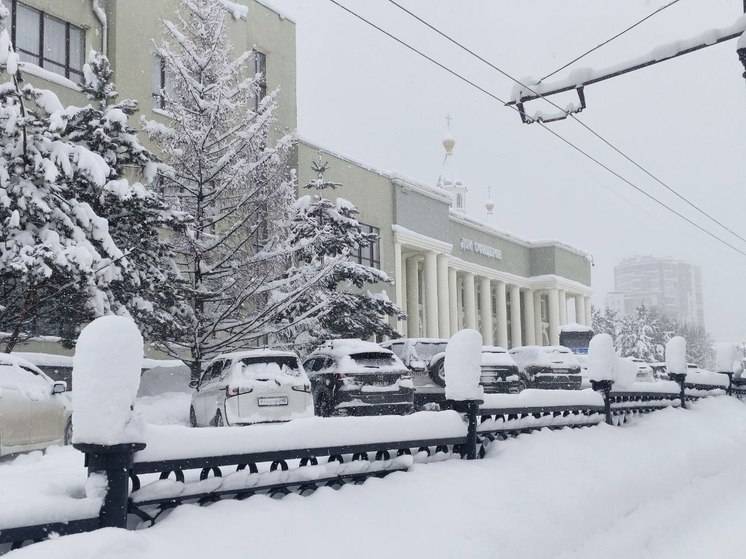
0 374 737 551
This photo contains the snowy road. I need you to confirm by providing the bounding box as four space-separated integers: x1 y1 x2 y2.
7 397 746 558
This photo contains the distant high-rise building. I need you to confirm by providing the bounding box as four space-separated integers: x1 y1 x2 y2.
612 256 704 326
604 291 626 317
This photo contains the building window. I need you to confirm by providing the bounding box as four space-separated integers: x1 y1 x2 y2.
251 50 267 111
9 1 85 79
151 54 177 110
355 223 381 269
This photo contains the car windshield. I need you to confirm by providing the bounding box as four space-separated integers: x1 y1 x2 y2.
413 342 447 360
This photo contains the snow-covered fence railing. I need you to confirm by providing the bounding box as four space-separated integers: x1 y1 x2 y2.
124 413 468 524
475 390 605 453
0 517 102 551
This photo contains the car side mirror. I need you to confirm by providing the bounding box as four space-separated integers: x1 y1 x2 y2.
52 381 67 395
189 379 200 389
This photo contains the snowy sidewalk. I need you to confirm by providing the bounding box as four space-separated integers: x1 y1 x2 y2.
8 397 746 558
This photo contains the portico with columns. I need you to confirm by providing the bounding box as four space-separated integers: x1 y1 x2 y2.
392 226 592 348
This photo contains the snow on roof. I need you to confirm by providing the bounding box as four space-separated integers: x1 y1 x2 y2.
0 352 43 373
215 348 299 362
313 338 392 358
13 352 73 367
252 0 295 22
560 323 594 333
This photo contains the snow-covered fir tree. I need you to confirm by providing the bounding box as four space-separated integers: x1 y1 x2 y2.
0 11 126 351
145 0 303 379
274 156 405 352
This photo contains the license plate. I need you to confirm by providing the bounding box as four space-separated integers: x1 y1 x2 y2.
257 396 288 407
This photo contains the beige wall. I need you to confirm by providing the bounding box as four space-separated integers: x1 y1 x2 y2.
297 141 397 302
3 0 296 134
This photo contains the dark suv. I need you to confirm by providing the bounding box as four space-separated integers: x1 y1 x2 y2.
303 339 414 417
508 346 582 390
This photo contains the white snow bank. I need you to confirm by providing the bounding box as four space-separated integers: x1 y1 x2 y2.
686 370 730 388
16 398 746 559
481 388 603 410
72 316 144 445
0 447 101 531
135 393 192 426
611 380 680 394
445 329 484 401
665 336 687 376
587 333 615 381
135 411 466 463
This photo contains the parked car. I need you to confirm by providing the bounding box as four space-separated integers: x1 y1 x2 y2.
650 362 668 379
304 339 414 417
380 338 448 407
508 346 582 390
0 354 71 456
382 339 524 407
189 349 313 427
627 357 655 382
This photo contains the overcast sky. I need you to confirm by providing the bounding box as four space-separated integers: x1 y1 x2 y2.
268 0 746 341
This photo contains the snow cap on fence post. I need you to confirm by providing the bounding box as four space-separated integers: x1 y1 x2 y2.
588 333 615 381
445 329 484 401
72 316 144 445
665 336 687 376
714 343 742 375
614 357 638 388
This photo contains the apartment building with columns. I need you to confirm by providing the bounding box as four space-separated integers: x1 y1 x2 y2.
4 0 592 350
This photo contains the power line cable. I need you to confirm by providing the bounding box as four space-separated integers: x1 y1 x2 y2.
380 0 746 249
326 0 746 258
537 0 683 83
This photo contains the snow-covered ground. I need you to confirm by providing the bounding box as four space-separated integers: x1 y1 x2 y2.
5 397 746 558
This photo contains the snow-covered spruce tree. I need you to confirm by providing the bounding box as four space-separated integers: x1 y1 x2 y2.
273 156 405 352
59 51 192 346
145 0 302 380
0 9 124 352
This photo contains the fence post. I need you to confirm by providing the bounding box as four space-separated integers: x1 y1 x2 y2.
724 372 734 396
669 372 687 409
590 379 614 425
452 400 482 459
74 442 146 528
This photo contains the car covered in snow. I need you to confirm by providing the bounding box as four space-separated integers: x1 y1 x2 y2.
626 357 655 382
189 350 313 427
381 339 523 407
303 339 415 417
508 346 582 390
0 354 71 456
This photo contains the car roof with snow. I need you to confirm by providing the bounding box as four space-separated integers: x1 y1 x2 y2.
482 346 508 353
312 339 395 358
0 353 45 375
212 349 300 362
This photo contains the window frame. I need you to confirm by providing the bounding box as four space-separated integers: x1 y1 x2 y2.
251 49 267 112
9 0 85 80
355 222 381 269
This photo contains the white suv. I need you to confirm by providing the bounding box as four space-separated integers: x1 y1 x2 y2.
0 354 71 456
189 350 313 427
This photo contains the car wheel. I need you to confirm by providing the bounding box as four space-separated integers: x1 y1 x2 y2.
189 406 198 428
429 359 446 388
213 409 225 427
63 418 73 445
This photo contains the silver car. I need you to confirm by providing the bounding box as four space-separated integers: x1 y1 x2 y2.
0 354 71 456
189 350 313 427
